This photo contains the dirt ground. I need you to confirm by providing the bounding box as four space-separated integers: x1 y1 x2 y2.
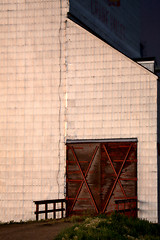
0 221 74 240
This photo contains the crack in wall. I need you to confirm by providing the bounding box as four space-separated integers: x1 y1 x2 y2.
57 0 63 199
64 19 68 198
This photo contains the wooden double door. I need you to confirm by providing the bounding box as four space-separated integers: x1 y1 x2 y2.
66 141 137 216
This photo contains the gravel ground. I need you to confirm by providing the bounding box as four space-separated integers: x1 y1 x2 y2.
0 221 74 240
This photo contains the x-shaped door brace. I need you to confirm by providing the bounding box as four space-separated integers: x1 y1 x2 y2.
102 143 133 213
69 146 99 214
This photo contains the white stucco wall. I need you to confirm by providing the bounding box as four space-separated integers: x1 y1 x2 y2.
65 20 158 222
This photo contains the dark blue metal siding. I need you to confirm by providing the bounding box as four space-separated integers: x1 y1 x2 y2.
69 0 141 58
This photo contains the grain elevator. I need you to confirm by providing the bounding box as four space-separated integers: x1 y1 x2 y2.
0 0 159 223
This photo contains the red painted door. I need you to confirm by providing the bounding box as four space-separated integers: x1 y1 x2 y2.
66 141 137 216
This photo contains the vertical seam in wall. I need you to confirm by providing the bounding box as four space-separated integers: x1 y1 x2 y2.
64 18 68 198
57 0 63 198
65 20 68 141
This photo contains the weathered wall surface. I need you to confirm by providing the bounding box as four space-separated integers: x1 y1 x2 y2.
0 0 158 223
0 0 68 222
66 20 158 222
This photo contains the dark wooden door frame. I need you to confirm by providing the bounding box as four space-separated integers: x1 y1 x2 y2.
66 139 137 216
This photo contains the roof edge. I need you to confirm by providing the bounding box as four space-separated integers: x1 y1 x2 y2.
67 14 158 80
